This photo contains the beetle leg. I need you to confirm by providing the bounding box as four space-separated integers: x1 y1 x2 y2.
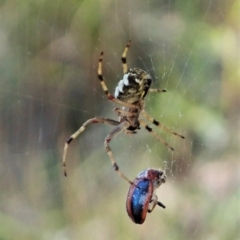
157 201 166 209
148 194 165 213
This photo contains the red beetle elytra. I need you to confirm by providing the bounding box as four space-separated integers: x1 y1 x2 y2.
126 168 166 224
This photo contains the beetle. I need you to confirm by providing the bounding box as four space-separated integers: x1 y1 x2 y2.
126 168 166 224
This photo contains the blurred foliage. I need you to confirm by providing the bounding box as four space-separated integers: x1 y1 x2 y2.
0 0 239 239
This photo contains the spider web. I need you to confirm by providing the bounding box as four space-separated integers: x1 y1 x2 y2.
0 0 239 239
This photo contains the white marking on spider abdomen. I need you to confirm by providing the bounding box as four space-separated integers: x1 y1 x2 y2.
114 87 120 98
123 74 129 85
114 73 129 98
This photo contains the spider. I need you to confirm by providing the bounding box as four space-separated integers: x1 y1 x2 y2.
62 40 184 184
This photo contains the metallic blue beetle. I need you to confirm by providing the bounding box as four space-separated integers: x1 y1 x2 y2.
126 168 166 224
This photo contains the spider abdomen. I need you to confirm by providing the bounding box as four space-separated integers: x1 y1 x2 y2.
114 68 152 104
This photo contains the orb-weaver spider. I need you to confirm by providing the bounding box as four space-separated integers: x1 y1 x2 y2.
62 41 184 184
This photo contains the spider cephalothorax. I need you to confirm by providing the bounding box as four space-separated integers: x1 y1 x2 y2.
62 40 184 184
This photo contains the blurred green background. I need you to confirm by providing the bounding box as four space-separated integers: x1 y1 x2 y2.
0 0 239 239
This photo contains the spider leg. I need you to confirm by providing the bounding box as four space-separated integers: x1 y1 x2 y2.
149 88 167 93
139 120 174 151
104 121 134 185
121 40 131 74
98 51 136 109
147 194 165 213
63 117 120 177
141 110 185 139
